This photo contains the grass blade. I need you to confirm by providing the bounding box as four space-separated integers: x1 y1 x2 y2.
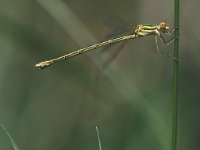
96 126 102 150
1 124 20 150
171 0 180 150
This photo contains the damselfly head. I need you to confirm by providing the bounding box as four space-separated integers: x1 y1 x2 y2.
159 21 169 32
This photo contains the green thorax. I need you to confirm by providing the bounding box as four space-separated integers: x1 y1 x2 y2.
140 24 157 30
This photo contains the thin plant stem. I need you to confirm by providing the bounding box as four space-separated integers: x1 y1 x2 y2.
96 126 102 150
172 0 180 150
1 124 20 150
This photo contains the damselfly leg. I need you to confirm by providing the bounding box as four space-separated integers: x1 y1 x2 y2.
155 27 179 57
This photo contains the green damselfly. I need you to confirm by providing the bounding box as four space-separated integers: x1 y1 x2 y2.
35 21 176 69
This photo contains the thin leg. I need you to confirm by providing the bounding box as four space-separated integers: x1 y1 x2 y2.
159 34 178 46
166 26 179 35
159 26 179 46
155 36 173 57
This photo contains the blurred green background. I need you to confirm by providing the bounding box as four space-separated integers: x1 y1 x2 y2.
0 0 199 150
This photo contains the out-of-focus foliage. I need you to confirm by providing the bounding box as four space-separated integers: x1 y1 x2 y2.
0 0 199 150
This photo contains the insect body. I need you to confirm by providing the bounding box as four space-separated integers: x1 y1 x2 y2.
35 21 175 69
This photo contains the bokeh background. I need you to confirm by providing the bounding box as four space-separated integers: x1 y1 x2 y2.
0 0 199 150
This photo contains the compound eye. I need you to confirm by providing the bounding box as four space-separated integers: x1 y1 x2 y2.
160 22 169 30
160 22 166 28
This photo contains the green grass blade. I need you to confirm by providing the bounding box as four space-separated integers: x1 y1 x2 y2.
1 124 20 150
96 126 102 150
171 0 180 150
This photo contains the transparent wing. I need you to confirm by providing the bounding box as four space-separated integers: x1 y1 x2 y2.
101 16 132 69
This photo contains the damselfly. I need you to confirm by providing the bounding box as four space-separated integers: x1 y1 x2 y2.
35 21 176 69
